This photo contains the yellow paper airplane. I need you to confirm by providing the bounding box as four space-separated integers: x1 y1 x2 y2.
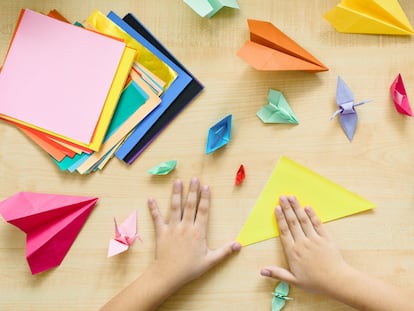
237 156 375 246
324 0 414 35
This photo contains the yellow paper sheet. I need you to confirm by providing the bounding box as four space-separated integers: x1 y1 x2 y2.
86 10 177 90
237 156 375 246
87 46 136 151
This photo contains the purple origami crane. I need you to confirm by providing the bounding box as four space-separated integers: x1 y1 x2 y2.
330 76 369 141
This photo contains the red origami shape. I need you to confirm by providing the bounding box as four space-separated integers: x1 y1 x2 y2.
390 74 413 116
0 192 98 274
235 164 246 186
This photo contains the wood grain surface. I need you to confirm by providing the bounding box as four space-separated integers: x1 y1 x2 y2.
0 1 413 310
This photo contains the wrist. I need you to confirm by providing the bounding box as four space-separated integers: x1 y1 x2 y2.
321 263 360 299
145 261 187 295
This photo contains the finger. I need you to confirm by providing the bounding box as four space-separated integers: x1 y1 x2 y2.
287 195 317 237
147 198 165 233
275 206 294 249
208 242 241 266
194 185 210 235
260 266 296 284
168 179 183 225
279 195 305 240
182 177 200 223
304 206 328 238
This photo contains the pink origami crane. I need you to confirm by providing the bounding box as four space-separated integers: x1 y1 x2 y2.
107 210 142 257
390 74 413 116
0 192 98 274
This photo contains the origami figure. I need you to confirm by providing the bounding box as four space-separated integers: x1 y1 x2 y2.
257 89 299 124
390 74 413 116
237 19 328 72
148 160 177 175
235 164 245 186
272 282 292 311
324 0 414 36
183 0 240 18
0 192 98 274
107 210 142 257
206 114 232 154
330 76 369 141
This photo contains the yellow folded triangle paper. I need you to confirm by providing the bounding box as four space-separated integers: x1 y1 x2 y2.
237 156 375 246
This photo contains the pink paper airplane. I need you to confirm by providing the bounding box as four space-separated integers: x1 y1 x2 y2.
391 74 413 116
0 192 98 274
107 210 142 257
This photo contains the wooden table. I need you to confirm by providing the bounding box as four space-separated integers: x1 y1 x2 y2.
1 1 414 310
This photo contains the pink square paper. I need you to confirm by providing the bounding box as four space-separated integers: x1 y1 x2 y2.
0 9 126 144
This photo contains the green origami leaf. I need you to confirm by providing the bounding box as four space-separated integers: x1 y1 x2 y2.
148 160 177 175
257 89 299 124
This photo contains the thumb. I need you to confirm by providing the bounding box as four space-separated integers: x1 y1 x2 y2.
208 241 242 266
260 266 296 284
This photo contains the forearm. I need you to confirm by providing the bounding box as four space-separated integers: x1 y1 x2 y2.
325 266 414 311
100 263 181 311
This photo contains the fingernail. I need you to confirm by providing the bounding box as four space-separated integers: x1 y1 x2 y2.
279 195 287 203
287 195 296 203
275 206 282 215
191 177 199 186
232 242 241 252
305 206 312 213
200 186 210 198
260 269 271 277
174 180 182 191
148 198 154 205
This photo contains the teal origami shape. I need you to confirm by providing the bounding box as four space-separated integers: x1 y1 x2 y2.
206 114 232 154
183 0 240 18
148 160 177 175
272 281 292 311
257 89 299 124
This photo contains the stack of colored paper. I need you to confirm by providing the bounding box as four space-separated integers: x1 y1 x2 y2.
0 9 203 174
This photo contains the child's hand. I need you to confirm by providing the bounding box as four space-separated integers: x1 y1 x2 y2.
260 195 350 294
100 178 241 311
148 178 241 291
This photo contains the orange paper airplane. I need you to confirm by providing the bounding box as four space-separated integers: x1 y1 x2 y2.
237 19 328 72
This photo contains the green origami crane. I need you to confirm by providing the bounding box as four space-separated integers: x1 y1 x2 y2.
148 160 177 175
272 281 292 311
257 89 299 124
